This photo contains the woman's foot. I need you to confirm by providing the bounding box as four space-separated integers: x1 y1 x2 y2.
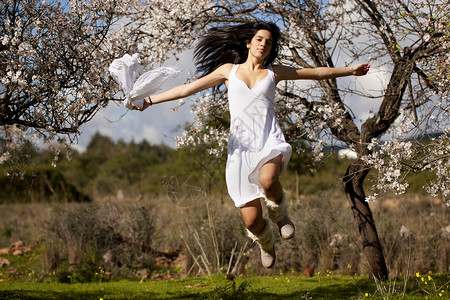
276 215 295 240
246 217 276 269
260 244 276 269
265 192 295 239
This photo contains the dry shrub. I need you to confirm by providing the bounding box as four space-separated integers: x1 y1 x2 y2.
242 193 361 276
373 196 449 276
2 189 447 280
171 191 449 278
165 188 248 276
154 179 448 278
44 201 157 280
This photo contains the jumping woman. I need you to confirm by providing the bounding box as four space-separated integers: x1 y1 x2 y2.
134 22 370 269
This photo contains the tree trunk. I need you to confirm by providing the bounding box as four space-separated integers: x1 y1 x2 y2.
343 159 388 280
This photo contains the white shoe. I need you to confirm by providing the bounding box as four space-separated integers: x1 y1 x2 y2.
260 244 276 269
246 217 276 269
265 192 295 240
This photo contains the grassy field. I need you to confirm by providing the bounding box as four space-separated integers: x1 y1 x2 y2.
1 274 449 299
1 137 448 298
0 186 448 299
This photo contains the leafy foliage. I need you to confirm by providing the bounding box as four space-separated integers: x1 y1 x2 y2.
1 132 240 202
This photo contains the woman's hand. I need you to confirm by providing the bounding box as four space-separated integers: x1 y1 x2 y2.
133 97 152 111
353 63 370 76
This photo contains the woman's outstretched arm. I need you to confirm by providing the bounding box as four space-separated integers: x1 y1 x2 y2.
273 63 370 83
135 63 233 111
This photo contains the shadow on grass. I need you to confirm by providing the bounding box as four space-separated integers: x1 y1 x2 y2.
0 290 216 300
0 279 371 300
1 274 448 299
195 277 374 300
1 290 100 300
0 278 371 300
0 290 159 300
286 280 372 299
1 283 366 300
7 274 447 299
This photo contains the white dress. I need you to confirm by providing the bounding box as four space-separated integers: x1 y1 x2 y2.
226 64 292 207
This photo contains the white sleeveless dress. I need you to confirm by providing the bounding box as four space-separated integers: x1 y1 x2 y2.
226 64 292 207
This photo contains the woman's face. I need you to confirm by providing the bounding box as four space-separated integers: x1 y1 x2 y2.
247 29 272 61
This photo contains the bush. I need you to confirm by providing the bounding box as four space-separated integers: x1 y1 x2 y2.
241 193 361 276
0 165 90 203
43 201 157 281
166 187 248 276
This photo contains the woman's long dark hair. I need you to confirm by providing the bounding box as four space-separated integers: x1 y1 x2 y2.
194 22 281 77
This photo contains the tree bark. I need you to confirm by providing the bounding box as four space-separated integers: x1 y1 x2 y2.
344 158 388 280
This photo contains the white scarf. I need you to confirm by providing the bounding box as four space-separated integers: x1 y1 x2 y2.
109 53 180 109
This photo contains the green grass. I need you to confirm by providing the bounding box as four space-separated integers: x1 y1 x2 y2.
1 274 449 299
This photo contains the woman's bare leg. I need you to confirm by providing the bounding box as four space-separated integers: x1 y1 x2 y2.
240 198 265 234
241 198 276 268
258 154 283 203
259 154 295 239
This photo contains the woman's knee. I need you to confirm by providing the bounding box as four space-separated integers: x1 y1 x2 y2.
259 172 279 191
259 155 282 191
240 199 265 233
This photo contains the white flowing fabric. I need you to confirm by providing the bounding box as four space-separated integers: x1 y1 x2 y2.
109 53 180 109
226 64 292 207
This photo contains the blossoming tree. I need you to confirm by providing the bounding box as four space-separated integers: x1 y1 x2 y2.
1 0 448 279
0 0 216 160
1 0 118 161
